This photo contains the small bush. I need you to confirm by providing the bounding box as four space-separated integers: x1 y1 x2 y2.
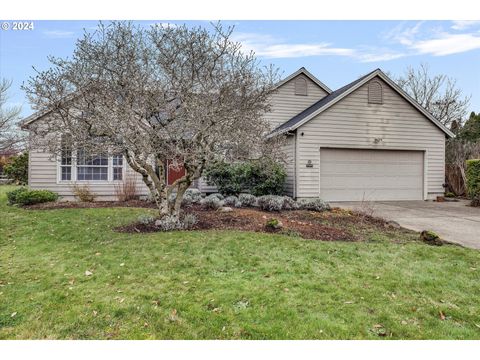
114 175 138 201
256 195 285 212
14 189 59 206
72 184 96 202
209 193 224 200
224 195 238 206
297 198 331 212
154 214 198 231
183 189 202 205
282 196 299 210
471 195 480 207
445 192 456 198
200 194 224 210
138 214 155 225
265 218 282 230
6 187 28 205
466 159 480 200
234 200 243 208
3 152 28 185
238 193 256 207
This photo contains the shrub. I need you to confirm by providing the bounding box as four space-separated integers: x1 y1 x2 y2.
203 161 243 195
200 194 224 210
154 214 198 231
209 193 224 200
445 191 456 198
246 159 287 196
138 214 155 225
265 218 282 230
72 184 96 202
183 189 202 204
471 195 480 207
256 195 285 212
6 187 28 205
114 175 138 201
234 200 243 208
204 158 286 196
3 152 28 185
14 189 59 206
282 196 299 210
224 195 238 206
297 198 331 212
238 193 256 207
466 159 480 200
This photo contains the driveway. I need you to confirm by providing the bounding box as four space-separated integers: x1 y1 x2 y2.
330 200 480 249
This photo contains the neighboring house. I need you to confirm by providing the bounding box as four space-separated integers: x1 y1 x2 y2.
21 67 453 201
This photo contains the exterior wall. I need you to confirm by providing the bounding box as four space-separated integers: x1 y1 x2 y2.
282 133 296 197
265 75 329 129
28 148 150 201
295 76 446 200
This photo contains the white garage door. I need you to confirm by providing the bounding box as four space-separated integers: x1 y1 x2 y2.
320 148 424 201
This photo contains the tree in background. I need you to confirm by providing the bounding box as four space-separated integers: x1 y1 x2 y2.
0 79 23 153
458 112 480 142
395 64 470 128
23 21 281 216
4 152 28 185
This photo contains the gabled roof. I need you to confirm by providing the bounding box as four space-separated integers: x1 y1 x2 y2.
275 67 332 94
268 68 454 138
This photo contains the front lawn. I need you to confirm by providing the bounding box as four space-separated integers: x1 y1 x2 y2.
1 185 479 339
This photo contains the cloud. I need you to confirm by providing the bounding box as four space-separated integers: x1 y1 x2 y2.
451 20 480 30
233 32 405 63
411 32 480 56
233 32 355 59
43 30 76 39
385 21 480 57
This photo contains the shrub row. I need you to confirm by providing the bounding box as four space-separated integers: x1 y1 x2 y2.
466 159 480 207
7 187 59 206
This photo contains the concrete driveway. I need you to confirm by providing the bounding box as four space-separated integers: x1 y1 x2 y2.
331 200 480 249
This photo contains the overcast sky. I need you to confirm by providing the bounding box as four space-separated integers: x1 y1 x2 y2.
1 20 479 118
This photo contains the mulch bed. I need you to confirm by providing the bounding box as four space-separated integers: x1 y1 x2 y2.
116 205 393 242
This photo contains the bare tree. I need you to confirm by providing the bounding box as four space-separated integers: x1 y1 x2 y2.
23 22 281 216
395 64 470 127
0 79 23 152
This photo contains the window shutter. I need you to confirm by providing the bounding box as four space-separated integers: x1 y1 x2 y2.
295 77 308 96
368 80 383 104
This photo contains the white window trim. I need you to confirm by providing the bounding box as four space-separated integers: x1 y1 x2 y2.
56 150 126 185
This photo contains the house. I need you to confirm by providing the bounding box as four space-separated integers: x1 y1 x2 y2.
21 67 453 202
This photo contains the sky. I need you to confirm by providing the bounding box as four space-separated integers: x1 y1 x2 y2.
1 20 480 118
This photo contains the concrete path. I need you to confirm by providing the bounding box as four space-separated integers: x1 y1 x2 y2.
331 200 480 249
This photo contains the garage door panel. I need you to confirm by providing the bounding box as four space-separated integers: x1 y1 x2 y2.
320 148 423 201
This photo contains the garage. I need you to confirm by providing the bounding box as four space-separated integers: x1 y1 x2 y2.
319 148 424 202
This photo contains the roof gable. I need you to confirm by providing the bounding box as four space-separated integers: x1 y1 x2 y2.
269 69 454 138
275 67 332 94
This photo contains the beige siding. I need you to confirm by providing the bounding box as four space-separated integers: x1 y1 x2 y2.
282 134 296 197
29 148 149 201
265 75 328 129
296 77 446 200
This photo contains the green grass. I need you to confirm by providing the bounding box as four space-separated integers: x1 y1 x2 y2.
1 185 479 339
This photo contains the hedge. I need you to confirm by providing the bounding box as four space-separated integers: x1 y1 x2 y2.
7 188 59 206
466 159 480 199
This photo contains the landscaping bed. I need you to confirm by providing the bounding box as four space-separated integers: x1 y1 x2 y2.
116 205 411 243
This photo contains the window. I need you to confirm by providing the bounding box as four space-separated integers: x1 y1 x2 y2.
295 77 308 96
368 80 383 104
76 149 108 181
58 138 124 182
112 154 123 181
60 136 73 181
